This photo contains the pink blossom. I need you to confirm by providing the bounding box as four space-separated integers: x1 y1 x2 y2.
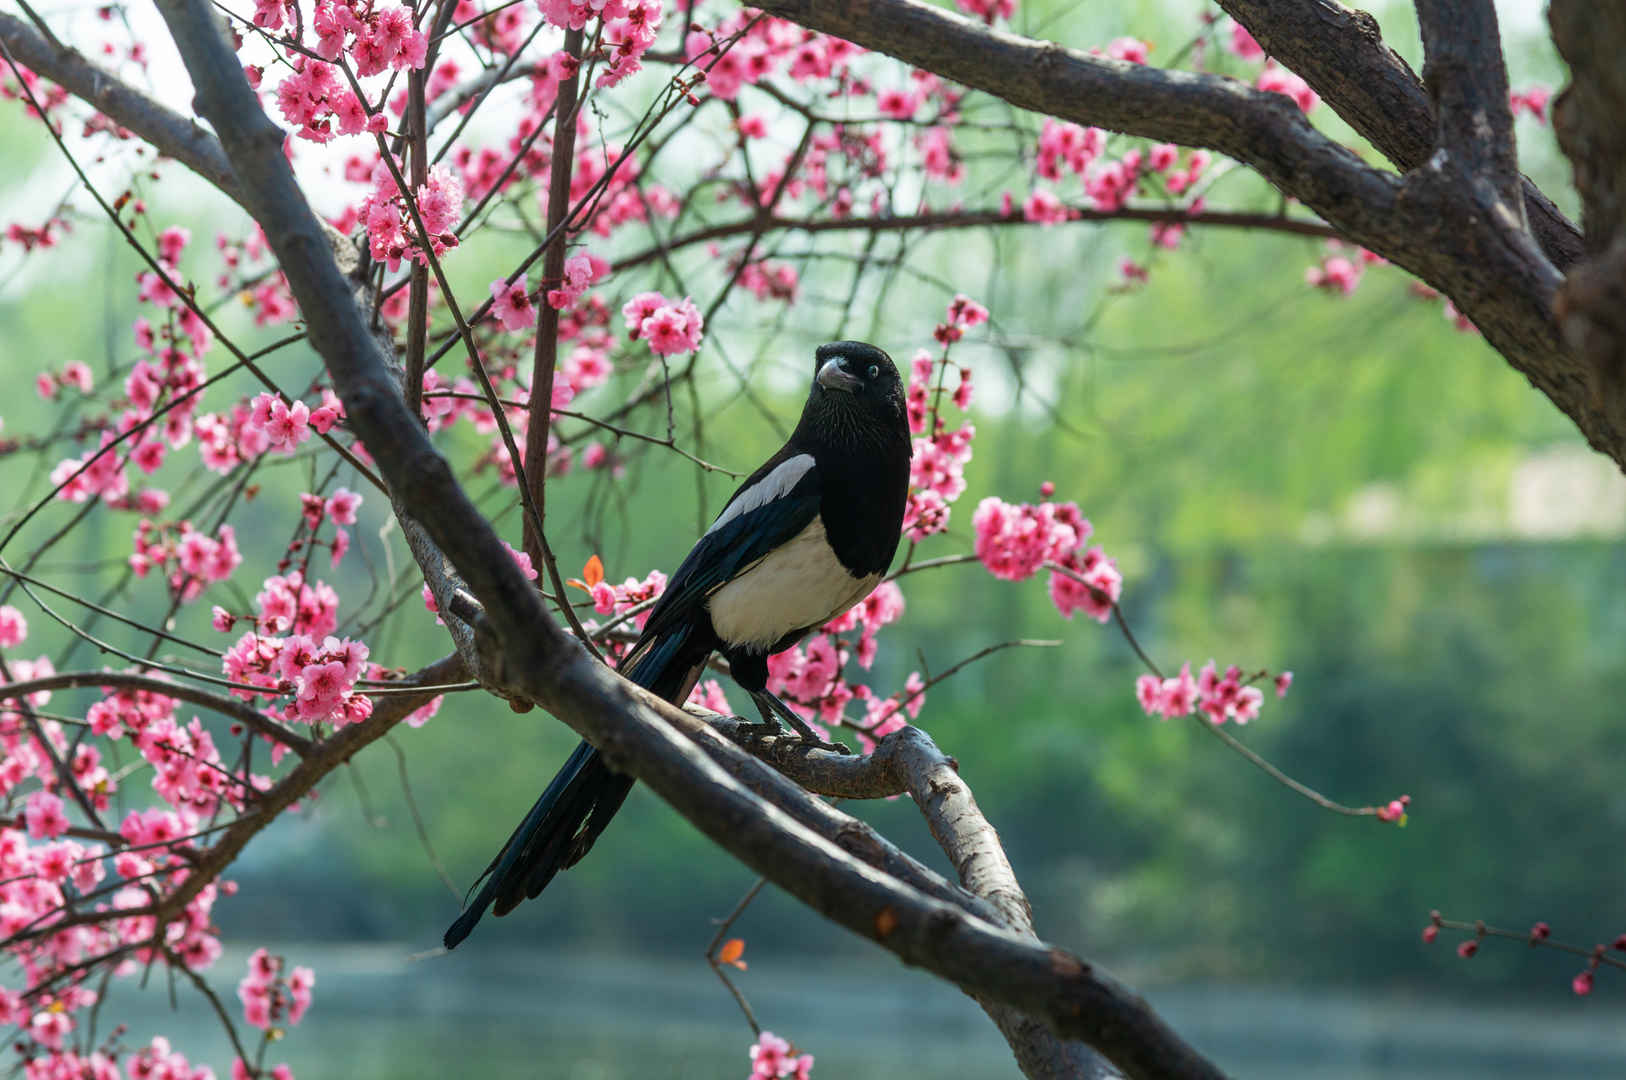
1134 663 1198 719
24 791 69 839
1510 84 1551 124
876 87 920 119
1022 188 1069 225
546 251 607 309
1107 37 1150 64
60 361 94 393
954 0 1014 23
0 604 25 647
325 488 361 525
1257 62 1319 113
1274 671 1293 698
1306 253 1362 295
1227 21 1265 61
1376 794 1411 823
634 296 704 356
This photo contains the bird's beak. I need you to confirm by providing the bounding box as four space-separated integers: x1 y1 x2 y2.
816 357 862 394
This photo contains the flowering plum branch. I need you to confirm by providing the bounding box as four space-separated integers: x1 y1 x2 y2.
0 0 1612 1074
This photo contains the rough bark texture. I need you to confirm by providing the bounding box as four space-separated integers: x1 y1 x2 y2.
1217 0 1581 269
1547 3 1626 445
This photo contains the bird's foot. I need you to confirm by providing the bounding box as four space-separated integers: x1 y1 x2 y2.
737 718 783 743
782 713 851 755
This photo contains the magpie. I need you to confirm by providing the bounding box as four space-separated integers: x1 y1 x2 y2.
444 341 911 948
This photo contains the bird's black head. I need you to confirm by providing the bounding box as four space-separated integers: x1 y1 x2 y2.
802 341 907 446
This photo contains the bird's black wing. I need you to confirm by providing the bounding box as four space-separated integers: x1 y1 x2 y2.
629 453 823 650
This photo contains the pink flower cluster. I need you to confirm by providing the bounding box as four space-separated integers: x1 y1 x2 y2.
124 1036 224 1080
238 948 314 1031
0 603 25 647
757 582 918 749
594 0 664 88
296 487 363 568
685 18 860 103
0 686 245 1063
1305 243 1384 296
622 291 704 357
1026 122 1208 229
312 0 426 74
219 570 372 731
749 1031 814 1080
130 519 244 600
972 496 1085 579
900 296 984 542
44 285 213 508
244 391 341 453
1135 660 1281 724
547 251 610 310
359 161 464 271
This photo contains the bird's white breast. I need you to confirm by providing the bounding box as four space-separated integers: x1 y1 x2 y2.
707 515 877 650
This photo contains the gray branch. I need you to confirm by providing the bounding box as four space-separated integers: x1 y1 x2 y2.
752 0 1626 477
1414 0 1522 212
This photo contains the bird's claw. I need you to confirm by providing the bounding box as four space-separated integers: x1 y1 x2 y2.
738 719 782 742
803 734 852 755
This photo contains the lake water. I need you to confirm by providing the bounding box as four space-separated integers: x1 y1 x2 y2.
88 943 1626 1078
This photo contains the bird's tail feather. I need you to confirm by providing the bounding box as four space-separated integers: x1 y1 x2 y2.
443 624 705 949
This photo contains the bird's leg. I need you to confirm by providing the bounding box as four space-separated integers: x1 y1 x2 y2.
737 694 783 742
750 690 850 755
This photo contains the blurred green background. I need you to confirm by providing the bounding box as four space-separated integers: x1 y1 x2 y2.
2 0 1620 1075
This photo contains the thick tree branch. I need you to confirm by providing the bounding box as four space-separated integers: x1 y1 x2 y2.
1546 3 1626 460
1414 0 1521 212
754 0 1626 478
878 727 1116 1079
151 5 1227 1072
1215 0 1580 269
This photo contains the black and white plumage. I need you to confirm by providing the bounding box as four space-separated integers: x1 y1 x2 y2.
444 341 911 948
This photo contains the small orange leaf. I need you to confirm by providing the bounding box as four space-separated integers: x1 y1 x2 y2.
582 554 605 587
718 937 747 970
565 578 589 593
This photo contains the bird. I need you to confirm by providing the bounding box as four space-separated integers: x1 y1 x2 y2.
444 340 911 949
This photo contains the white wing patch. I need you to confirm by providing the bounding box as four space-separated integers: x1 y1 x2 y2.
705 453 816 537
708 516 877 651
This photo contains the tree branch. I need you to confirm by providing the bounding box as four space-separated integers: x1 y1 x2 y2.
1414 0 1522 211
1215 0 1579 268
0 10 244 208
0 669 312 755
613 205 1339 274
147 1 1221 1072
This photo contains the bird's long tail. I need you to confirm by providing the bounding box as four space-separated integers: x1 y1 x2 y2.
443 626 707 949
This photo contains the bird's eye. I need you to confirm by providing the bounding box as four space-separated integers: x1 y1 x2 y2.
866 363 879 380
